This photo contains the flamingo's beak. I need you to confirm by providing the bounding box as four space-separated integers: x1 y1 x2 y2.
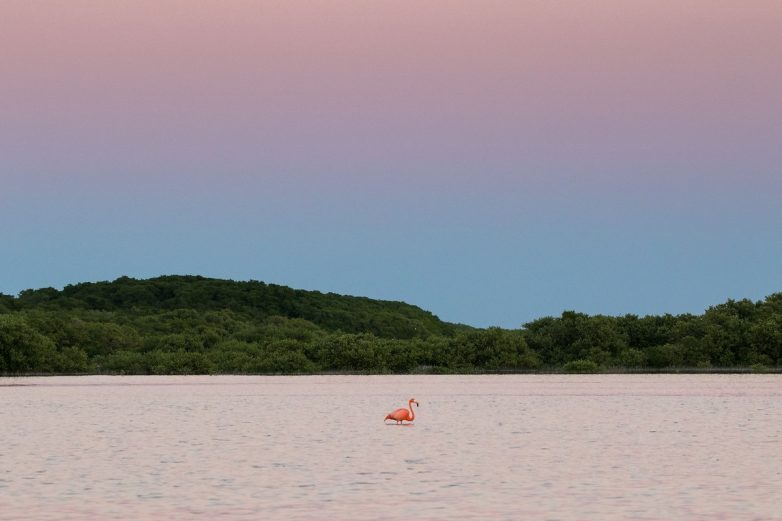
415 401 419 407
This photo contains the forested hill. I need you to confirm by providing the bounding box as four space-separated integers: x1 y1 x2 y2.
5 276 462 338
1 276 781 375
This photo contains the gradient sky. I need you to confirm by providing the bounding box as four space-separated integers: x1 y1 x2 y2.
1 1 780 327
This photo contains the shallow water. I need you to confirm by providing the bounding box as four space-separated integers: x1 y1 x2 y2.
1 375 780 520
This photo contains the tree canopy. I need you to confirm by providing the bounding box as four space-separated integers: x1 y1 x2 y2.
1 276 780 374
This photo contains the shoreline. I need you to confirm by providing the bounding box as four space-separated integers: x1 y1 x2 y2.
2 367 780 378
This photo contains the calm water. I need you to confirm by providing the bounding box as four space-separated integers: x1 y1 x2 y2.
1 375 780 520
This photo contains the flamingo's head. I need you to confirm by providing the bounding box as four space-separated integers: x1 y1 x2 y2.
409 398 419 407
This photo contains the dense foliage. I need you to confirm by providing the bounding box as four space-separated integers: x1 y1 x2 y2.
1 276 780 374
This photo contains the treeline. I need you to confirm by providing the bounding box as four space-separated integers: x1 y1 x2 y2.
1 276 780 374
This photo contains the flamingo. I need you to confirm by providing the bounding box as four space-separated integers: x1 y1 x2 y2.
384 398 419 424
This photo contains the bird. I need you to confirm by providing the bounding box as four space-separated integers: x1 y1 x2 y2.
384 398 419 424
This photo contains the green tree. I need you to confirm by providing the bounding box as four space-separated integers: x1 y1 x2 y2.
0 315 58 373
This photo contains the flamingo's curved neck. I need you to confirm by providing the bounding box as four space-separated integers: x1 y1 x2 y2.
408 401 415 421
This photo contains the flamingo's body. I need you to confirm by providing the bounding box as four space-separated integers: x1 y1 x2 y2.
385 398 419 424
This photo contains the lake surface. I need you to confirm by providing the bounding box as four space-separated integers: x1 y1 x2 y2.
1 375 780 520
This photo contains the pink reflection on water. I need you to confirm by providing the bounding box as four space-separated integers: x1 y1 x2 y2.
1 375 780 520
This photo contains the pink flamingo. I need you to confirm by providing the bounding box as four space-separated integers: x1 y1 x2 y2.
384 398 419 424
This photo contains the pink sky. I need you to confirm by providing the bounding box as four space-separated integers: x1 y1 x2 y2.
4 1 779 166
2 1 780 325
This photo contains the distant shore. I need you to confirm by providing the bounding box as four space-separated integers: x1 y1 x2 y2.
3 367 780 378
2 277 781 376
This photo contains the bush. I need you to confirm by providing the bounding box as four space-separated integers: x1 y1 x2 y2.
0 315 59 373
96 351 148 374
243 350 316 374
563 359 600 373
54 347 92 373
616 348 643 368
645 344 684 368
